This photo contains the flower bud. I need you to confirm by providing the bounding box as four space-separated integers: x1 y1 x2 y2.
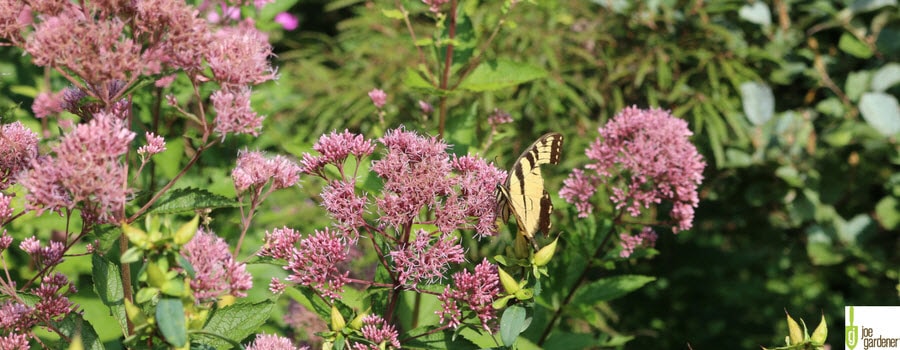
349 310 368 330
174 215 199 245
810 314 827 344
498 267 520 295
533 236 559 267
331 305 346 332
785 311 804 345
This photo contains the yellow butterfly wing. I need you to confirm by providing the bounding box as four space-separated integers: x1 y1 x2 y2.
497 132 564 244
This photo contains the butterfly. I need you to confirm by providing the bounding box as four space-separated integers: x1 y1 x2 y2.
496 132 563 250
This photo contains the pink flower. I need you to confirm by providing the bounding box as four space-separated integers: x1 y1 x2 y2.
445 155 507 237
245 334 306 350
422 0 449 13
356 314 400 349
367 89 387 108
137 132 167 157
560 106 705 232
437 259 499 330
300 130 375 176
259 227 302 260
207 19 277 86
268 277 287 294
212 87 265 137
33 273 77 321
321 180 367 235
389 230 465 287
19 236 65 269
182 228 253 302
488 108 513 126
371 128 453 229
134 0 211 71
32 91 64 119
0 231 12 251
0 193 11 221
19 111 134 224
418 100 433 114
26 12 143 87
0 0 31 42
231 150 301 193
619 227 658 258
275 12 299 31
0 121 39 190
154 74 177 88
281 227 349 301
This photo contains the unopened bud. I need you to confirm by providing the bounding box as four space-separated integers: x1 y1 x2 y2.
785 310 804 345
810 313 827 344
498 267 520 295
174 215 199 245
533 236 559 266
331 305 346 332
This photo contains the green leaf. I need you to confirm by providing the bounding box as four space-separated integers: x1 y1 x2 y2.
120 247 143 264
52 312 105 350
740 81 774 125
850 0 898 14
91 254 128 334
875 196 900 230
806 225 844 265
859 92 900 136
196 300 275 349
571 275 656 305
445 102 477 155
148 187 236 216
381 8 403 19
156 298 188 347
403 68 437 92
500 305 528 346
871 63 900 92
845 70 872 102
404 326 479 349
458 59 548 92
838 33 873 58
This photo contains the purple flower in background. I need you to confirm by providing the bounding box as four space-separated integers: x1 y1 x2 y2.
207 19 277 86
212 87 264 137
270 227 349 301
560 106 705 233
32 91 64 119
275 12 298 31
367 89 386 108
182 228 253 302
619 227 658 258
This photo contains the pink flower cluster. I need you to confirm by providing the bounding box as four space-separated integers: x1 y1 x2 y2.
560 106 706 232
245 334 308 350
19 236 65 270
352 314 400 350
19 112 135 224
181 229 253 302
0 273 77 347
367 89 387 108
619 227 658 258
232 150 301 194
137 132 166 158
261 227 349 300
437 259 499 330
0 122 39 191
300 129 376 177
0 193 11 221
389 230 465 287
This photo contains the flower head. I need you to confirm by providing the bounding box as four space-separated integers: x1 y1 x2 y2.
246 334 307 350
275 227 349 301
32 91 65 119
206 19 277 86
19 236 65 269
231 150 301 194
259 227 302 260
367 89 386 108
488 108 513 127
422 0 449 13
356 314 400 349
19 111 134 224
560 106 705 232
300 130 375 176
619 227 658 258
137 132 167 158
389 230 465 287
212 87 265 137
321 180 368 235
437 259 499 330
0 122 39 190
182 228 253 302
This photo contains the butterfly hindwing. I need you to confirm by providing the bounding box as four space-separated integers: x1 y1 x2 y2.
497 132 563 243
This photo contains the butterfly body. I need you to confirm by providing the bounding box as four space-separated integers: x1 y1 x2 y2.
496 132 564 250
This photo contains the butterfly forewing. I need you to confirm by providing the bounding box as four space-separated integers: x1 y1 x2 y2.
497 133 563 240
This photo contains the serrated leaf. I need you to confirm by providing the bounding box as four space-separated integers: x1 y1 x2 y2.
196 300 274 349
53 312 105 350
92 254 128 333
740 81 775 125
458 59 548 92
157 298 188 347
859 92 900 136
149 188 236 215
571 275 656 305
